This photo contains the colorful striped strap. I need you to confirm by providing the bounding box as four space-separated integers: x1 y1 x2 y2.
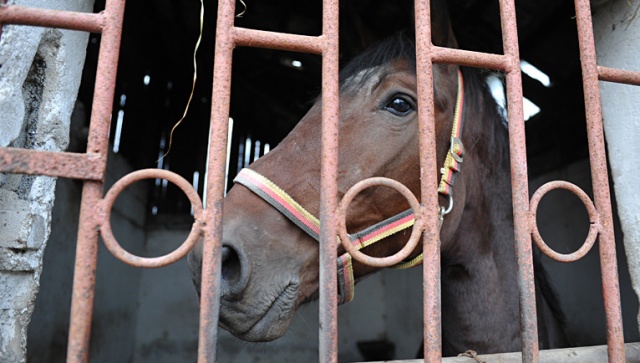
234 168 418 304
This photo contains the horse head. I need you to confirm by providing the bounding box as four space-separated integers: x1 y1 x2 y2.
187 2 528 350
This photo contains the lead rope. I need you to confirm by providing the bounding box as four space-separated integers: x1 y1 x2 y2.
458 350 487 363
234 69 465 304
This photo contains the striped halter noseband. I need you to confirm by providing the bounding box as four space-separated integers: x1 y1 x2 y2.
234 70 465 304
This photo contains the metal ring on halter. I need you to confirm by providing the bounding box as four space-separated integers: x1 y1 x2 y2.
441 194 453 215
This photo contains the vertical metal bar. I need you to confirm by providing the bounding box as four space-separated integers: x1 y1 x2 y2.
414 1 442 362
198 0 236 361
573 0 625 361
498 0 539 362
66 1 125 362
318 1 340 362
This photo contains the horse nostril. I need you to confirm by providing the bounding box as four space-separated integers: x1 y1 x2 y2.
222 245 232 263
221 244 245 296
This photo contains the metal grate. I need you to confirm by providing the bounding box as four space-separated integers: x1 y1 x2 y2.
2 0 640 362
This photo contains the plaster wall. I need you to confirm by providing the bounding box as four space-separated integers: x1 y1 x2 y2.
27 146 148 363
592 0 640 329
0 1 93 361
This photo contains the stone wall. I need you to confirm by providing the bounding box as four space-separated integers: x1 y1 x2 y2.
593 0 640 330
27 147 148 363
0 1 94 361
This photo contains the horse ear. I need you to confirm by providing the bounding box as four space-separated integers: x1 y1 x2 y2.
430 0 458 48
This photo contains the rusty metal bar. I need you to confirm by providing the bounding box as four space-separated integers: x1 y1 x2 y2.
318 0 340 362
0 148 105 180
66 0 126 361
432 47 508 71
0 4 104 33
233 27 323 54
100 169 204 268
497 0 540 362
530 181 599 263
413 1 442 362
573 0 626 361
197 0 238 361
598 65 640 86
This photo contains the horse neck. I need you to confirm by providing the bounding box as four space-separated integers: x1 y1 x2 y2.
459 69 512 254
439 76 522 355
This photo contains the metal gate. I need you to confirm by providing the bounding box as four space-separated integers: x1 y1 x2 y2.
1 0 640 362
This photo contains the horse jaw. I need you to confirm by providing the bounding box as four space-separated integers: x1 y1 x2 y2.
207 185 320 342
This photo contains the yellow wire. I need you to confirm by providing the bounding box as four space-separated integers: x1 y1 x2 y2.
160 0 204 161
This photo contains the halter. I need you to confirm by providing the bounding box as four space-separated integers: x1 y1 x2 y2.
233 70 465 304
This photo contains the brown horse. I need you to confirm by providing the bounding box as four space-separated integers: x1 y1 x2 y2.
188 4 566 357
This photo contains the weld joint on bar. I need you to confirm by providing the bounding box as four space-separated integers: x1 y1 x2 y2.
504 55 520 74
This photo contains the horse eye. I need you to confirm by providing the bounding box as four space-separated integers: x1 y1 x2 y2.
385 97 414 116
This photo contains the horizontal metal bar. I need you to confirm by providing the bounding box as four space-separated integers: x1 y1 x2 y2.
598 65 640 86
0 148 105 180
363 342 640 363
233 27 324 54
432 46 511 71
0 4 103 33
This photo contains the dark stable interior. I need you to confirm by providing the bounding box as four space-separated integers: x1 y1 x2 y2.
77 0 593 220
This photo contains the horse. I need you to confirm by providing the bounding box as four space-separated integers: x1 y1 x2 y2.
188 2 566 357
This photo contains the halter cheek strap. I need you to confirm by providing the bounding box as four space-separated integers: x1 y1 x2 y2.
438 70 465 202
234 168 416 304
232 69 464 305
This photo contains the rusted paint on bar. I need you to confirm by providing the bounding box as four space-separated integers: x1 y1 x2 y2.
432 46 508 71
413 1 442 362
574 0 626 361
318 1 340 362
67 182 102 363
233 27 323 54
530 181 599 263
100 169 204 268
0 148 105 180
598 65 640 86
67 0 126 362
197 0 237 361
0 4 104 33
498 0 540 362
337 178 423 267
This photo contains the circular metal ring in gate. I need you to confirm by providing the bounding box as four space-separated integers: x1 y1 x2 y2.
337 177 423 268
530 181 599 263
100 169 204 268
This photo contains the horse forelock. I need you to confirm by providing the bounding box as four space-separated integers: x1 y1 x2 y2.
339 31 417 91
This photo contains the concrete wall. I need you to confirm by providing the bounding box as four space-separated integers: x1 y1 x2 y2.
593 0 640 329
26 143 148 363
0 1 93 361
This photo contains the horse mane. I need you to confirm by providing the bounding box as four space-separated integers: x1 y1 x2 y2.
459 66 509 171
339 31 417 91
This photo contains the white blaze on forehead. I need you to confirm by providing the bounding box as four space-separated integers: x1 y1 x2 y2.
341 66 385 93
